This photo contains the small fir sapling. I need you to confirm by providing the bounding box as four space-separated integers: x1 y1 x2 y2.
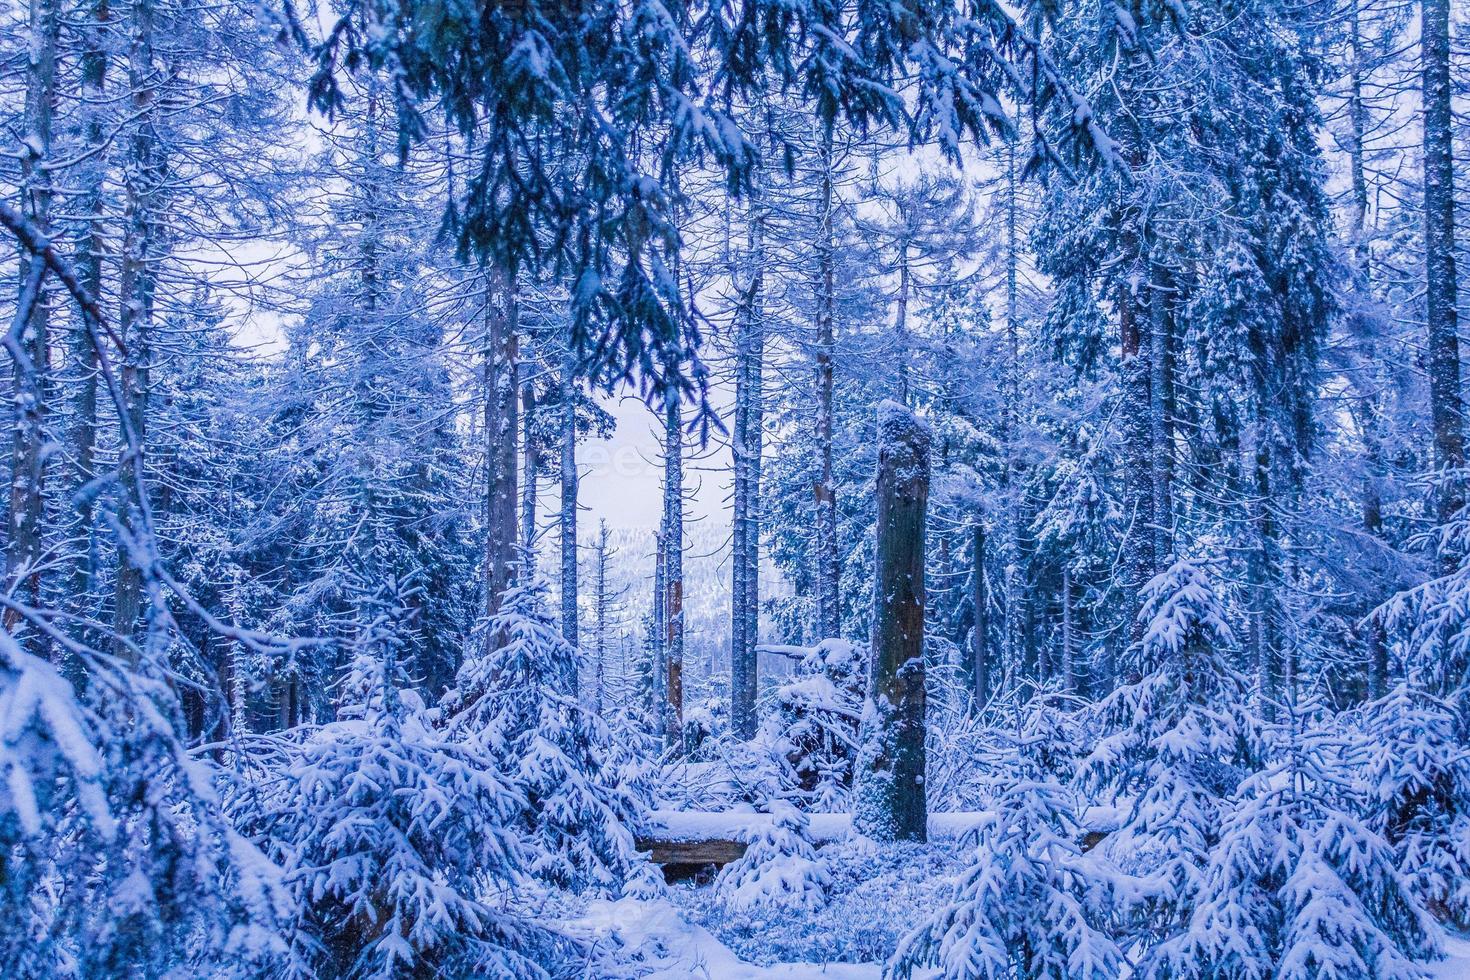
887 699 1124 980
242 618 556 980
1077 559 1260 953
714 799 832 915
1353 683 1470 926
759 638 866 811
1 625 294 979
444 574 658 897
1148 700 1441 980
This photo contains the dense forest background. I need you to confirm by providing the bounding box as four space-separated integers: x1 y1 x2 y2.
2 0 1470 975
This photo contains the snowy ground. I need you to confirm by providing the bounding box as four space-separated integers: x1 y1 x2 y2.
579 898 1470 979
1428 933 1470 978
576 898 887 979
574 894 1470 979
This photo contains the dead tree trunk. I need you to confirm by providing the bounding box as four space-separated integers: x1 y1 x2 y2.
970 522 988 706
559 345 579 661
730 193 765 741
1422 0 1463 547
484 266 519 634
813 127 840 639
854 401 930 843
663 395 684 749
8 0 58 636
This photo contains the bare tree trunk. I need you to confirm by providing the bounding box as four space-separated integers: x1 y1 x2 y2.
69 0 109 624
1119 281 1155 651
663 396 684 748
559 346 579 660
970 522 988 706
484 266 519 632
113 0 163 657
8 0 59 635
1000 137 1031 687
1148 280 1173 563
592 519 611 716
1344 0 1390 699
731 190 765 740
1248 433 1280 717
813 127 840 640
1061 564 1076 694
1422 0 1463 544
520 380 538 558
854 402 929 843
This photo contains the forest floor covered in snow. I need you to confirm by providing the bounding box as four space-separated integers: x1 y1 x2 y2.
574 889 1470 980
570 804 1470 978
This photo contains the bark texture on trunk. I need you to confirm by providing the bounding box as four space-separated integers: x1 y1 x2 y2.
484 266 519 635
813 128 840 640
1421 0 1462 540
854 402 930 843
559 347 579 663
8 0 59 634
663 396 684 748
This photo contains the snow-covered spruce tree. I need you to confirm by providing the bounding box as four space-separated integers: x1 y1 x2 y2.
1077 558 1260 960
714 799 832 915
1149 701 1441 979
237 589 558 980
1353 683 1470 926
444 573 657 896
1378 507 1470 924
888 699 1123 980
759 638 866 812
0 625 293 978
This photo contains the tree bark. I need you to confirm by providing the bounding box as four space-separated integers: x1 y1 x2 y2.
1422 0 1463 541
484 265 519 632
813 126 840 640
520 380 538 557
854 402 929 843
1119 281 1156 649
559 346 579 663
8 0 59 634
970 522 989 706
68 0 109 625
663 395 684 748
731 189 765 740
113 0 163 657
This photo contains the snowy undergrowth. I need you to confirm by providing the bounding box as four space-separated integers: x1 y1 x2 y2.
673 834 969 966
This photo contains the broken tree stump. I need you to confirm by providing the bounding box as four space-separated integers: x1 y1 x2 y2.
853 401 931 843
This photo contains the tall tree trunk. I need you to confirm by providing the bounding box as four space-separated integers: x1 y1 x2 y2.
1061 564 1079 694
559 346 579 660
113 0 163 657
970 522 988 706
1422 0 1463 543
854 401 930 843
484 265 519 632
520 380 538 557
1148 279 1173 562
1249 433 1280 717
1344 1 1390 698
1119 281 1156 650
813 126 840 640
651 525 666 717
8 0 59 637
592 519 611 716
731 189 765 740
894 243 911 406
69 0 109 625
663 395 684 748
